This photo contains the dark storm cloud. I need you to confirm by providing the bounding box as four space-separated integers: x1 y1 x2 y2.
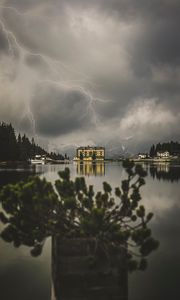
75 0 180 69
5 0 180 66
143 20 180 66
31 84 94 137
24 54 51 75
0 26 9 53
129 19 180 81
0 0 180 152
79 0 180 22
49 0 180 23
5 0 50 10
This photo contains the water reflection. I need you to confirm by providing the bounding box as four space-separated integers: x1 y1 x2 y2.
0 163 157 300
0 162 179 300
149 163 180 182
76 162 105 176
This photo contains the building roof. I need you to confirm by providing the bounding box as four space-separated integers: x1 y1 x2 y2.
77 146 105 150
157 151 170 153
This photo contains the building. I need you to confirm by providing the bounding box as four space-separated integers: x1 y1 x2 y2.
74 146 105 161
157 151 170 158
138 153 148 159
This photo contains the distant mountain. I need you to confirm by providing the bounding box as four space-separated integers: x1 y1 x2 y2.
57 139 133 159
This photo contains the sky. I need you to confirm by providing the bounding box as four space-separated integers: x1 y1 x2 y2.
0 0 180 156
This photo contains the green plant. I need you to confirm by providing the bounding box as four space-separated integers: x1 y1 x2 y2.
0 160 159 271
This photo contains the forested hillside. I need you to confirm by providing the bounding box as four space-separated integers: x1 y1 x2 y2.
149 142 180 157
0 122 64 161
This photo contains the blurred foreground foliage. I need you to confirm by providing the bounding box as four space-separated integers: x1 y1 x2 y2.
0 160 159 271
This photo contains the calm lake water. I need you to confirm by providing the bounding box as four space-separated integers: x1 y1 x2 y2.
0 161 180 300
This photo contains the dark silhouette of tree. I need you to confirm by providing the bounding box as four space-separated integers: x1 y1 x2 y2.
0 122 64 162
0 122 18 161
149 144 155 157
49 152 65 160
149 141 180 157
0 161 159 271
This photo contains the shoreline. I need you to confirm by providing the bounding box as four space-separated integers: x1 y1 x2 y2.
0 160 70 168
129 158 180 163
0 158 180 168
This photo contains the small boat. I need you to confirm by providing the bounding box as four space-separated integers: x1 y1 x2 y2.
30 155 46 165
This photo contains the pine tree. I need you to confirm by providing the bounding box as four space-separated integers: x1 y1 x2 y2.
149 144 155 157
149 141 180 157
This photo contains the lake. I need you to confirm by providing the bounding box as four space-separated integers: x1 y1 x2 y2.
0 161 180 300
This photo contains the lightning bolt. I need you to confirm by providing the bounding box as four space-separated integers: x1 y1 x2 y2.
0 18 14 55
37 78 111 128
0 4 93 81
0 3 112 143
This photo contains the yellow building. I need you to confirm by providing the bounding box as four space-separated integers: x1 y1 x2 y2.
75 146 105 161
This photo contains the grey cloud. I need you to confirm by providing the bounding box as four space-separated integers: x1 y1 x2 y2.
5 0 51 10
24 54 51 75
31 84 94 137
146 21 180 65
117 98 180 152
130 20 180 75
0 0 180 153
0 26 9 54
45 0 180 22
89 0 180 22
0 92 27 129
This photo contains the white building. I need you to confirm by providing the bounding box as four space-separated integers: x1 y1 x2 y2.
138 153 148 159
157 151 170 158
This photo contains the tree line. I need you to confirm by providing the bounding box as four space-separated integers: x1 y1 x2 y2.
149 141 180 157
0 122 65 161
